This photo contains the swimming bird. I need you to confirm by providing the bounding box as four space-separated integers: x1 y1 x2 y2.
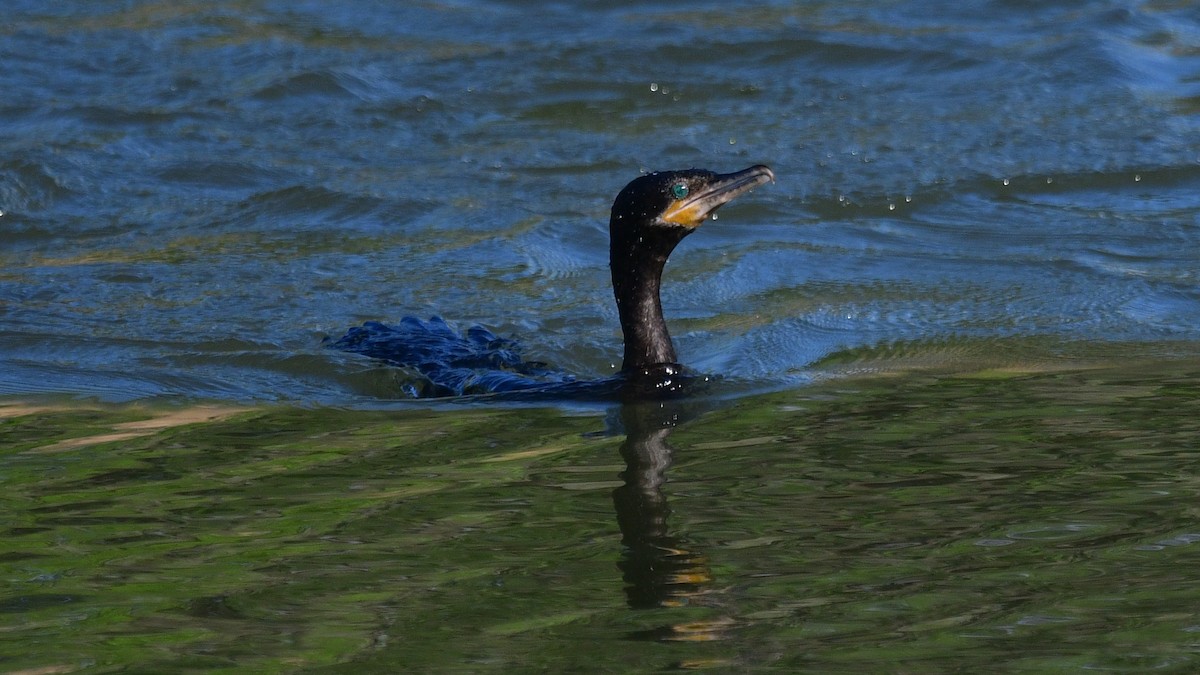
327 165 775 398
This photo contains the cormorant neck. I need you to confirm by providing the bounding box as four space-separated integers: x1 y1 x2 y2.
610 223 689 371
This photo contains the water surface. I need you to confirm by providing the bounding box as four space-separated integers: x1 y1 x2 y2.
5 362 1200 671
4 1 1200 401
4 0 1200 671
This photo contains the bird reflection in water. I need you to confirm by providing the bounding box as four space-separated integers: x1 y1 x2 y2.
611 399 735 646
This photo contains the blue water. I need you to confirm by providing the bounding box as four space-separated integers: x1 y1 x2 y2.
3 0 1200 403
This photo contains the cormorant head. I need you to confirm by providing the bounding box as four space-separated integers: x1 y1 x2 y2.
610 165 776 237
607 164 775 374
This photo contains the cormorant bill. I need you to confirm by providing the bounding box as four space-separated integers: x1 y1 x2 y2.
610 164 775 374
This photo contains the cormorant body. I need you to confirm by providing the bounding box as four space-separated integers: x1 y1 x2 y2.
326 165 775 399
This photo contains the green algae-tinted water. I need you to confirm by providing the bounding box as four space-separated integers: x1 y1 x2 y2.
5 358 1200 671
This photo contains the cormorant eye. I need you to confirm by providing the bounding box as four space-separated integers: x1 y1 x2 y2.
671 183 689 199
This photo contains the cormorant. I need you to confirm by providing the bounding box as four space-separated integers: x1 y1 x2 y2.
327 165 775 398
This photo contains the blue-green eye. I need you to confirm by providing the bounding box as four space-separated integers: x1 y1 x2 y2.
671 183 689 199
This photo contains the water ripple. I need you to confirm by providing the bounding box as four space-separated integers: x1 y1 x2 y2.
4 1 1200 402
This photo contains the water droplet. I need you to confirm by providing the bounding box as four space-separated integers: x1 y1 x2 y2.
888 203 896 211
1002 178 1010 186
650 82 658 92
728 137 736 145
711 213 719 221
1045 177 1053 184
904 195 912 203
1135 174 1142 182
